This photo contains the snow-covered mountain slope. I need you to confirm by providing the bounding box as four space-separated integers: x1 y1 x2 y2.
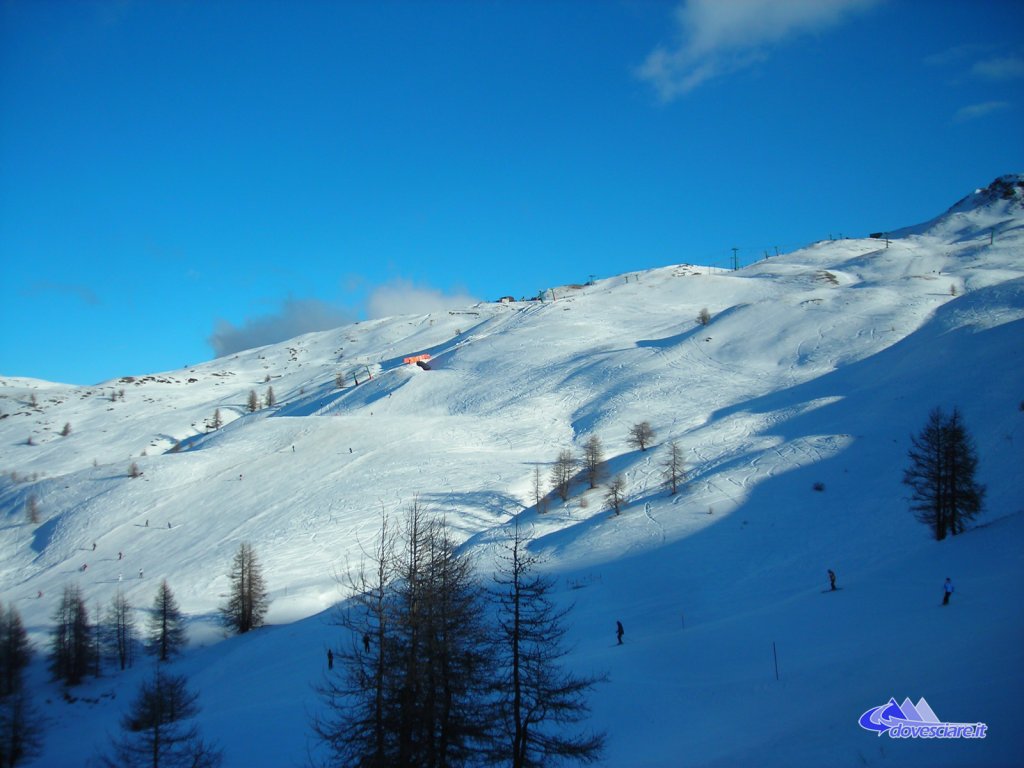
2 175 1023 767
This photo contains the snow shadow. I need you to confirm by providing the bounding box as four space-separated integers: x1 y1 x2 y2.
710 286 1024 444
30 513 62 554
417 490 524 545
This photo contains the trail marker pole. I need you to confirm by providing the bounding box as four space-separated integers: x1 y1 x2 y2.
772 641 779 681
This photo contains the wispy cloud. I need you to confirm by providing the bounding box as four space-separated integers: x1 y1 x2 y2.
953 100 1011 123
26 281 101 306
366 278 478 319
206 280 479 358
635 0 881 101
208 297 354 357
972 55 1024 81
923 43 992 68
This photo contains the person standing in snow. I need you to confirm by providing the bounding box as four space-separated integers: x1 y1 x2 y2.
942 577 954 605
139 568 144 579
327 649 334 670
616 620 624 645
828 569 837 591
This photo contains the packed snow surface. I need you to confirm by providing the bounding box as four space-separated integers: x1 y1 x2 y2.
2 176 1022 766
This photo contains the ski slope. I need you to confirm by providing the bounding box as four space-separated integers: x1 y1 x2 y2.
1 175 1023 767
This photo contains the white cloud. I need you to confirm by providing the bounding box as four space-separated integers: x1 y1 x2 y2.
953 100 1011 123
206 280 479 358
972 55 1024 81
636 0 881 101
366 278 478 319
208 297 354 357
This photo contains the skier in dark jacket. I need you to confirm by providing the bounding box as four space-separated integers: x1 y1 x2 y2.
828 569 837 591
616 620 624 645
942 577 954 605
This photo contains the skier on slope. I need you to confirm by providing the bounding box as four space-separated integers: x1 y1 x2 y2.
828 569 837 591
616 620 624 645
942 577 954 605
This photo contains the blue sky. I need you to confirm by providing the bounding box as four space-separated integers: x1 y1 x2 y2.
2 0 1022 385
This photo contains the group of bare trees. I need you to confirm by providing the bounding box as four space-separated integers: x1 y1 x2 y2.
314 504 605 768
246 387 277 413
543 423 687 516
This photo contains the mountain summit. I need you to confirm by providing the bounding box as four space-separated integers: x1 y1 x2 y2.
889 173 1024 239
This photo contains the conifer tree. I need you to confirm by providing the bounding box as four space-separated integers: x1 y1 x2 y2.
532 466 548 514
100 667 222 768
105 590 136 671
313 512 396 768
551 449 575 502
662 440 685 496
314 502 496 767
903 407 985 540
492 522 605 768
390 505 495 766
24 495 40 525
0 603 37 768
147 581 187 661
0 689 43 768
220 543 270 634
582 436 604 490
604 475 626 516
49 584 92 685
0 603 31 696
